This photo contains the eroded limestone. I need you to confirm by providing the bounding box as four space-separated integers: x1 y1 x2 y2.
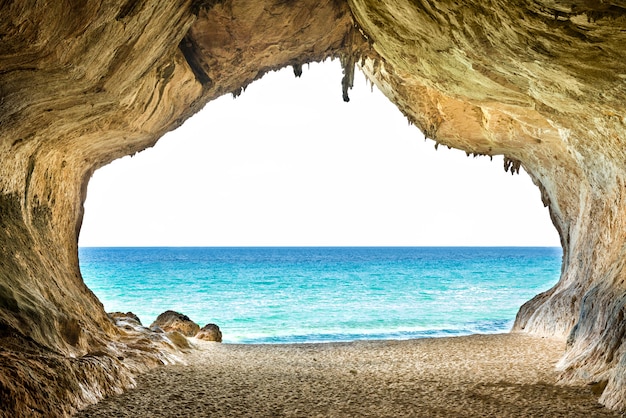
1 0 626 415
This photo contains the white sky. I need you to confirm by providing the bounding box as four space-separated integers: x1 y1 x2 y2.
79 61 560 247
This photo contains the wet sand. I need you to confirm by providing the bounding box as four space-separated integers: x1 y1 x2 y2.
76 333 619 417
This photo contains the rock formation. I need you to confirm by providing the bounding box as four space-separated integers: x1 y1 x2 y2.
196 323 223 342
109 312 142 327
150 310 201 337
1 0 626 415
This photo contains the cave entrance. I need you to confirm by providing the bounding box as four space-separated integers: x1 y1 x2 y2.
78 61 560 343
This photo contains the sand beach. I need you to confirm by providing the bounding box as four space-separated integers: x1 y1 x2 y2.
75 333 619 417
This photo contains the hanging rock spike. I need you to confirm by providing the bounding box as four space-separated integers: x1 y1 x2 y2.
503 157 521 175
292 63 303 78
340 54 355 102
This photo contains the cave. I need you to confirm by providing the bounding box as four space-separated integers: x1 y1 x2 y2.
1 0 626 416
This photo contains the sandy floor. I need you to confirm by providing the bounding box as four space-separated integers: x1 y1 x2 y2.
76 334 620 417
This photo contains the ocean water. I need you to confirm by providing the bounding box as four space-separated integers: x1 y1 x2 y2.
79 247 562 344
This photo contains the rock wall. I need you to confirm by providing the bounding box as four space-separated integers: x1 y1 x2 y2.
1 0 625 415
345 1 626 409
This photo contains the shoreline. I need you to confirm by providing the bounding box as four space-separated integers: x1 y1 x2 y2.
76 333 620 417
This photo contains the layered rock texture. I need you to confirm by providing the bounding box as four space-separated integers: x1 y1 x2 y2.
1 0 625 415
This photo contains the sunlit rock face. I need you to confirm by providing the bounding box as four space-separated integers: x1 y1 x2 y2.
346 2 626 410
1 0 625 415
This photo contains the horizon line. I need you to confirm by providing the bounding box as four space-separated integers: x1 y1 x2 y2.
78 245 562 249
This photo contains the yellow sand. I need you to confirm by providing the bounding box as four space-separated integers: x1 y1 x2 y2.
76 334 619 417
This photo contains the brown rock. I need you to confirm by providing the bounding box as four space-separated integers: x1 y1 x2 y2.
165 331 192 350
196 324 223 343
150 311 200 337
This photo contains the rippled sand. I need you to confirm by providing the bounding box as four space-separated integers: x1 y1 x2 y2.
76 334 619 417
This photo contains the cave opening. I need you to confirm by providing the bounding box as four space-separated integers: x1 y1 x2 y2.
77 61 561 343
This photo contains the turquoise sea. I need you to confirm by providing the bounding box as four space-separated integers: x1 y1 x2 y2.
79 247 561 344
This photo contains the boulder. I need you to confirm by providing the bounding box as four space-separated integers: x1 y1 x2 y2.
150 310 200 337
196 323 223 342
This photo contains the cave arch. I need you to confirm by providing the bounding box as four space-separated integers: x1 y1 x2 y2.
2 0 626 415
77 62 560 345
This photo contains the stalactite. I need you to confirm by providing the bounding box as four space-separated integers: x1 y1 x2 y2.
503 157 521 175
340 54 355 102
292 63 303 78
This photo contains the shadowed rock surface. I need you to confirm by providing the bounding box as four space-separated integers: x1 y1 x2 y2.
1 0 626 416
